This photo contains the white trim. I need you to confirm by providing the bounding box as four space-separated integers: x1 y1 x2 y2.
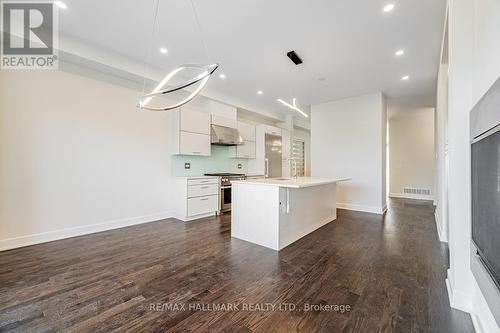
471 307 500 333
171 212 217 222
336 202 386 215
389 192 435 201
0 212 172 252
434 212 448 243
471 314 486 333
446 269 473 313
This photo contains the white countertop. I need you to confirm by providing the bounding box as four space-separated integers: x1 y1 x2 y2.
231 177 349 188
174 176 219 179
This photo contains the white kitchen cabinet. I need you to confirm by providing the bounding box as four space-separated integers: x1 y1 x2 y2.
263 125 282 136
187 183 219 198
187 195 219 217
172 176 220 221
180 107 210 134
228 121 256 159
238 121 256 141
211 114 237 129
179 131 211 156
187 178 219 186
171 107 211 156
229 140 256 159
238 141 256 159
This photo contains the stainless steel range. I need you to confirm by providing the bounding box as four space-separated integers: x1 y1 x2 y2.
204 173 246 213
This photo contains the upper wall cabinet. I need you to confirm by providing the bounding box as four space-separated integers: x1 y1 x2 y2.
179 132 211 156
180 107 210 134
229 140 256 159
172 107 211 156
263 125 282 136
211 114 237 129
238 121 256 141
229 121 256 159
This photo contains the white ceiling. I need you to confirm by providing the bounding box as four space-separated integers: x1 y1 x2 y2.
57 0 446 117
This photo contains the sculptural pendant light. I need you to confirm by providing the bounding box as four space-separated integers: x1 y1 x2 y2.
139 63 218 111
138 0 218 111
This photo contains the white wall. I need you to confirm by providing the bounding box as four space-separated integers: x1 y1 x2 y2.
389 108 435 199
311 93 387 214
444 0 500 331
381 96 387 209
435 61 449 243
0 69 173 250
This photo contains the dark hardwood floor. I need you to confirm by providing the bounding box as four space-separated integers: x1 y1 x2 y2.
0 198 474 332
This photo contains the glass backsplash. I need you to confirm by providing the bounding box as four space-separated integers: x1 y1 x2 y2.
171 145 248 176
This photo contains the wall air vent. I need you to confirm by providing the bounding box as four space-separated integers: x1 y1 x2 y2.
286 50 303 65
403 188 432 196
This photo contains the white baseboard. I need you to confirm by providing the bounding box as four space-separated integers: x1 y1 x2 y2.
336 202 386 215
0 211 172 252
389 192 435 201
447 267 500 333
434 212 448 243
471 307 500 333
445 269 473 313
171 212 216 222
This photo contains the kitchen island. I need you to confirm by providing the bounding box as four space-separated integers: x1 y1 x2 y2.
231 177 348 251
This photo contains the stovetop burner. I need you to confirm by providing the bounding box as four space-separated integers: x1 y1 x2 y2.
204 173 245 177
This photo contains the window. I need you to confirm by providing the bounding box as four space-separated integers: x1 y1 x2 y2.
291 138 306 176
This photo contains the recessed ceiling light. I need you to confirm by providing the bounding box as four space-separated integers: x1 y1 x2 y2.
219 73 226 79
401 75 410 81
54 1 67 9
159 47 168 55
257 90 263 95
395 49 404 56
383 3 395 12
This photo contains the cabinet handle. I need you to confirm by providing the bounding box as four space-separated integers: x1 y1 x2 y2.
200 198 209 201
200 186 209 189
192 151 201 154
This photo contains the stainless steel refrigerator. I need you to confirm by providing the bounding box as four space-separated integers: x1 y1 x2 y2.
265 133 282 178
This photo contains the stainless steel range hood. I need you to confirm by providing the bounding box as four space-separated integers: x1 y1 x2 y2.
211 124 244 146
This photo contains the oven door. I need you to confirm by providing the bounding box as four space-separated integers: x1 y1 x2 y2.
220 185 232 212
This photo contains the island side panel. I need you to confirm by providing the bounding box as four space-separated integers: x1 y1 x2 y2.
278 183 337 250
231 183 280 250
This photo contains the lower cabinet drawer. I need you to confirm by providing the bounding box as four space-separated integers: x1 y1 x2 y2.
187 178 219 186
187 195 218 217
188 184 218 198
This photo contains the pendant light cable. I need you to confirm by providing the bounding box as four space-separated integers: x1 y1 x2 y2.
189 0 210 62
141 0 161 100
137 0 218 111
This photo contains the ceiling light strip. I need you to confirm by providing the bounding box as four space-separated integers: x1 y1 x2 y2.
277 98 309 118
